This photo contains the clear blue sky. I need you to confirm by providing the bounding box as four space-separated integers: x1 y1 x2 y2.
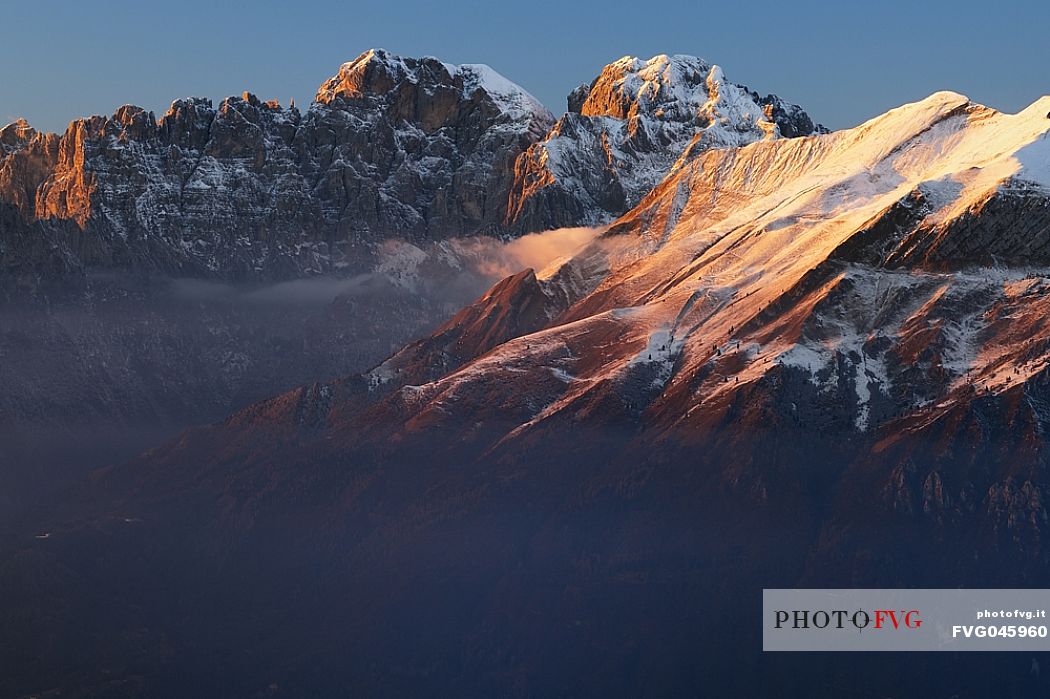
4 0 1048 133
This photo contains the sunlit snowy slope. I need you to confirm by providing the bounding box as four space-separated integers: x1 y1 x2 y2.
12 90 1050 699
361 92 1050 444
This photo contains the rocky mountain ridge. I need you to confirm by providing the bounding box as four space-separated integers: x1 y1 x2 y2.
0 50 822 290
101 91 1050 571
4 90 1050 699
506 54 826 231
0 49 554 286
362 91 1050 443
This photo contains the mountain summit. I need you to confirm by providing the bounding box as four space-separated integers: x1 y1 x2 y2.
315 48 550 126
378 91 1050 442
67 90 1050 537
505 53 824 232
119 90 1050 535
0 49 555 285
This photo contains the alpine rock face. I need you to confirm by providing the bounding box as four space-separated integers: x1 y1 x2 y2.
505 54 825 232
0 49 558 508
0 50 822 291
0 49 555 286
0 49 821 522
340 92 1050 563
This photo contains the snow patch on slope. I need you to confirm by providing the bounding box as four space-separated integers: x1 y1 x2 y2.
457 63 550 123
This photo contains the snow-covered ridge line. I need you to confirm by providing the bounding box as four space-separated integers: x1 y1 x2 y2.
2 47 827 286
375 88 1050 443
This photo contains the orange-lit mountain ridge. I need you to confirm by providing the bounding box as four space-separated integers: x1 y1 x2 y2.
6 91 1050 699
88 90 1050 564
0 50 820 291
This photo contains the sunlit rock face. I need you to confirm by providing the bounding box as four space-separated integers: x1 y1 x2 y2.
0 50 825 288
112 91 1050 489
0 49 555 283
125 96 1050 605
505 54 825 233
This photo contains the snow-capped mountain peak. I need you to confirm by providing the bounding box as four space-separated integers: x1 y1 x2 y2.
569 53 792 141
357 91 1050 446
456 63 551 124
315 48 551 126
505 53 824 233
574 53 713 118
314 48 414 102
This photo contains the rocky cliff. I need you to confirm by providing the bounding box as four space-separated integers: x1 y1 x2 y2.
0 49 555 284
505 54 825 232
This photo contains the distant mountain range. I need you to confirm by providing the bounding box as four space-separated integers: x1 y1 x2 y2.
101 91 1050 566
0 49 824 514
4 50 1050 698
0 49 821 291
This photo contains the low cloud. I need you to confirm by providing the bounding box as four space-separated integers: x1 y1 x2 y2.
240 275 394 305
165 226 605 310
476 226 602 278
381 226 603 285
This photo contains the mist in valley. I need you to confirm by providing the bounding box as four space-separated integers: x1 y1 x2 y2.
0 227 600 520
